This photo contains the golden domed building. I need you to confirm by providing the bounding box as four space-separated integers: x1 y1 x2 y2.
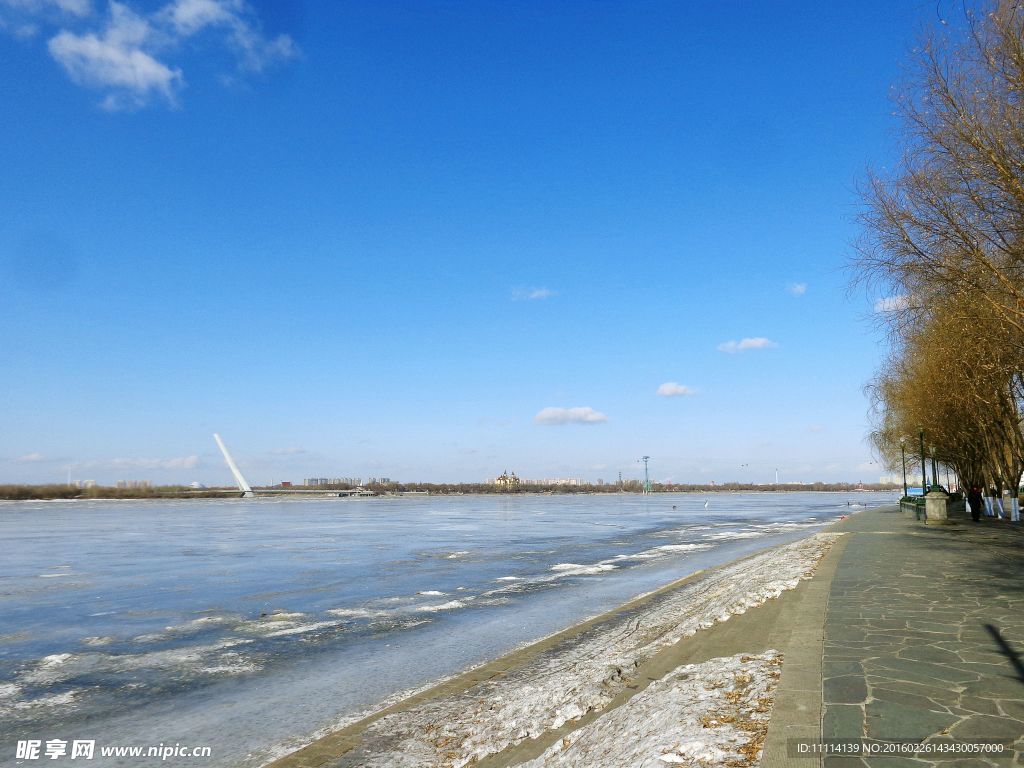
494 470 521 491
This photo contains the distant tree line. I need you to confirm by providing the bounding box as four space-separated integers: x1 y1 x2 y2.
282 480 898 495
0 485 228 501
0 481 899 501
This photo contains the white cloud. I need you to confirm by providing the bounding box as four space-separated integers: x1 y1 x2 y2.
15 451 46 462
159 0 232 35
270 447 306 456
874 294 911 313
512 286 556 301
534 406 607 425
8 21 39 36
2 0 91 18
28 0 297 109
0 0 86 39
49 4 182 109
787 282 807 296
84 455 201 470
54 0 89 14
657 382 696 397
225 13 296 73
159 0 297 72
717 337 778 354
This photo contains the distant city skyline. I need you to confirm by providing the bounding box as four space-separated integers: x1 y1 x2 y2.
49 441 894 489
0 1 940 486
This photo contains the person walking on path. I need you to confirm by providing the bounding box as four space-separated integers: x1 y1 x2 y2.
968 485 983 522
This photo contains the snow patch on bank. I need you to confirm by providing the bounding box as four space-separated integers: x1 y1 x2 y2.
519 651 782 767
324 533 839 768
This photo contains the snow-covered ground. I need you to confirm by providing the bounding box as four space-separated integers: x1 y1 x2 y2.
519 651 782 768
325 533 840 768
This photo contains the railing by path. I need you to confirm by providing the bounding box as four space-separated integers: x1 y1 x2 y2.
899 493 972 520
900 497 925 518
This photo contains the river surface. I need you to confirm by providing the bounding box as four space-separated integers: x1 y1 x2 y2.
0 491 894 766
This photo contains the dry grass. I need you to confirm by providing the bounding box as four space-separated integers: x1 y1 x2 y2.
697 658 779 767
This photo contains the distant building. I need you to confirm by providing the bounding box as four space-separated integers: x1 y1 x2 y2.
522 477 585 486
115 480 151 489
493 470 521 490
304 477 362 487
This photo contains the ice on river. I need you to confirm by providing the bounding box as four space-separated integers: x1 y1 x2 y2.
323 534 838 768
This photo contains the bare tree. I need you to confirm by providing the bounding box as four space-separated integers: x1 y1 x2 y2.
856 0 1024 346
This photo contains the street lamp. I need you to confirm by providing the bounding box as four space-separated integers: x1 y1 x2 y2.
929 444 938 489
900 436 908 498
918 428 927 495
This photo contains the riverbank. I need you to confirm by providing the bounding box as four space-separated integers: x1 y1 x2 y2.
0 484 900 501
266 532 845 768
264 504 1024 768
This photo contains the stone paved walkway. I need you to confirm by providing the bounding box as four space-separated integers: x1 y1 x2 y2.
822 506 1024 767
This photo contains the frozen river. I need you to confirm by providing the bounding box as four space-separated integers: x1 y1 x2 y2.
0 491 894 766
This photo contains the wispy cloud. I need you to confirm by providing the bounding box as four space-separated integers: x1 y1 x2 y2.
82 455 201 470
11 0 297 109
270 447 307 456
49 2 182 110
717 337 778 354
874 294 911 313
512 286 556 301
657 382 696 397
1 0 91 19
15 451 47 462
534 406 607 425
787 282 807 296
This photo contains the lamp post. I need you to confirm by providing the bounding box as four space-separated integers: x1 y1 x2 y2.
900 437 908 498
929 444 938 489
919 428 927 494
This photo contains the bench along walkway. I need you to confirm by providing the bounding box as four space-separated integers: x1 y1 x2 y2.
816 506 1024 766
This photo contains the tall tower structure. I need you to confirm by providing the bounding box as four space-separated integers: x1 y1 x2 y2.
640 456 651 495
213 433 255 497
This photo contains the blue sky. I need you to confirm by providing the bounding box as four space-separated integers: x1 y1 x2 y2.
1 0 936 486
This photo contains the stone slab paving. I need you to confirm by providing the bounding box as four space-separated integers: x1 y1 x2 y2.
821 507 1024 767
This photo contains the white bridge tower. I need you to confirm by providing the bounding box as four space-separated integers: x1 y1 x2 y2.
213 433 255 497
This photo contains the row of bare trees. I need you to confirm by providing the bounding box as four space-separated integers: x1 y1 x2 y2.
856 0 1024 494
